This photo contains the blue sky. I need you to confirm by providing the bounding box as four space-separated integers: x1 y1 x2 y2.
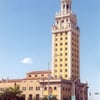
0 0 100 99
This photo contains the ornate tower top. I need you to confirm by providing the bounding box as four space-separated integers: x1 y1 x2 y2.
61 0 72 13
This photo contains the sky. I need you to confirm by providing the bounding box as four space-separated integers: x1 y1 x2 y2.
0 0 100 99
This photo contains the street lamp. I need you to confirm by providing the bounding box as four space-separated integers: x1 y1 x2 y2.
71 79 78 100
82 85 87 100
48 62 50 100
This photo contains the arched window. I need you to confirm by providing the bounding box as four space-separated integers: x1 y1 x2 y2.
67 4 69 9
63 4 65 9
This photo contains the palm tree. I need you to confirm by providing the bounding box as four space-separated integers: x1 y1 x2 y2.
0 85 25 100
9 85 22 100
0 88 12 100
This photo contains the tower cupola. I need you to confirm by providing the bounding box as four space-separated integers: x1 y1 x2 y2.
61 0 72 13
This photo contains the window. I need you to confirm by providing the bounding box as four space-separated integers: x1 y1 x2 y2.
55 70 57 72
65 58 67 61
67 5 69 9
55 64 57 67
55 75 57 78
36 94 40 100
55 59 57 62
60 43 63 46
28 75 31 77
65 53 67 55
55 38 57 41
65 48 67 50
65 64 67 66
60 59 62 61
66 32 68 35
29 94 32 100
65 69 67 72
55 48 57 51
65 75 67 77
56 21 59 24
65 42 67 45
22 94 25 99
66 19 68 22
41 74 44 77
22 87 26 91
35 75 37 77
62 20 64 23
29 87 33 90
63 5 65 9
60 48 62 51
60 64 62 67
60 53 62 56
60 33 62 35
55 43 58 46
60 37 63 40
60 69 62 72
44 87 47 90
54 87 57 90
36 87 40 90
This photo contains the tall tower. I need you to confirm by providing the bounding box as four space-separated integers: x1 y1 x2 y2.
52 0 80 80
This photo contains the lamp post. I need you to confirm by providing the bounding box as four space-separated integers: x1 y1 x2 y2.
71 79 78 100
48 62 50 100
82 85 87 100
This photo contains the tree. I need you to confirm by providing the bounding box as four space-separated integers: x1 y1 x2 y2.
0 88 12 100
0 85 25 100
9 85 22 99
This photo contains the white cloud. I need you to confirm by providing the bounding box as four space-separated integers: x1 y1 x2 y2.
21 57 33 64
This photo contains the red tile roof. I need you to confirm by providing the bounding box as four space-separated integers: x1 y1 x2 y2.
27 70 51 75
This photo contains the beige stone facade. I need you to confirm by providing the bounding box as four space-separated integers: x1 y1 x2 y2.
0 70 88 100
52 0 80 80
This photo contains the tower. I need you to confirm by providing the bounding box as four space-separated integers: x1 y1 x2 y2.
52 0 80 80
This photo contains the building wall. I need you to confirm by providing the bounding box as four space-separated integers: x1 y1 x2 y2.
52 0 80 80
0 75 88 100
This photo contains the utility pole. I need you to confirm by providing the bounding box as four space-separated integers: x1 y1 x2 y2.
48 62 50 100
82 85 87 100
71 79 77 100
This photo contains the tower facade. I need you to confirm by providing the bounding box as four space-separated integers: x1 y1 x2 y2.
52 0 80 80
